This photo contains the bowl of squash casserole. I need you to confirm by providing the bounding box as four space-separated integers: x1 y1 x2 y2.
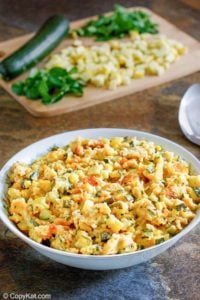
0 128 199 270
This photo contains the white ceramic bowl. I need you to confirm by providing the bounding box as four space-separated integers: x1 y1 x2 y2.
0 128 200 270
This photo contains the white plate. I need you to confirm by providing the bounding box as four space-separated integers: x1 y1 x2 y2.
0 128 200 270
178 84 200 146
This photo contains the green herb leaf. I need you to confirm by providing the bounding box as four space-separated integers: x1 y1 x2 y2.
63 199 73 208
156 237 165 244
129 141 135 147
76 5 158 41
30 170 39 181
103 158 110 163
30 218 39 226
175 203 187 211
48 67 68 87
50 145 59 151
143 228 153 233
101 232 111 242
96 190 101 197
193 187 200 197
12 67 85 105
147 209 155 216
12 82 25 95
146 164 154 173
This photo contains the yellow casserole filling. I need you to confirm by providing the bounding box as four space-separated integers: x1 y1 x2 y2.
6 137 200 255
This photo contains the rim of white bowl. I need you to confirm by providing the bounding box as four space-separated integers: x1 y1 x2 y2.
0 128 200 259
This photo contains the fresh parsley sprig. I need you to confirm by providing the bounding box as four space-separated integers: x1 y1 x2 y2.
12 67 85 104
75 4 158 41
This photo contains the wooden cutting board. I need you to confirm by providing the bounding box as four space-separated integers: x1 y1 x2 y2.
0 7 200 117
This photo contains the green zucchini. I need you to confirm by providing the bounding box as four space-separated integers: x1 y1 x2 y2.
0 15 69 80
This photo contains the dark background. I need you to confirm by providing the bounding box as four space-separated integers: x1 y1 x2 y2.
0 0 200 40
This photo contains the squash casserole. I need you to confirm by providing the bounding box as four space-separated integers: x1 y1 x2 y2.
6 137 200 255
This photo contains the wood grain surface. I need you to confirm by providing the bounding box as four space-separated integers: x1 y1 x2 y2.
0 7 200 116
0 1 200 300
